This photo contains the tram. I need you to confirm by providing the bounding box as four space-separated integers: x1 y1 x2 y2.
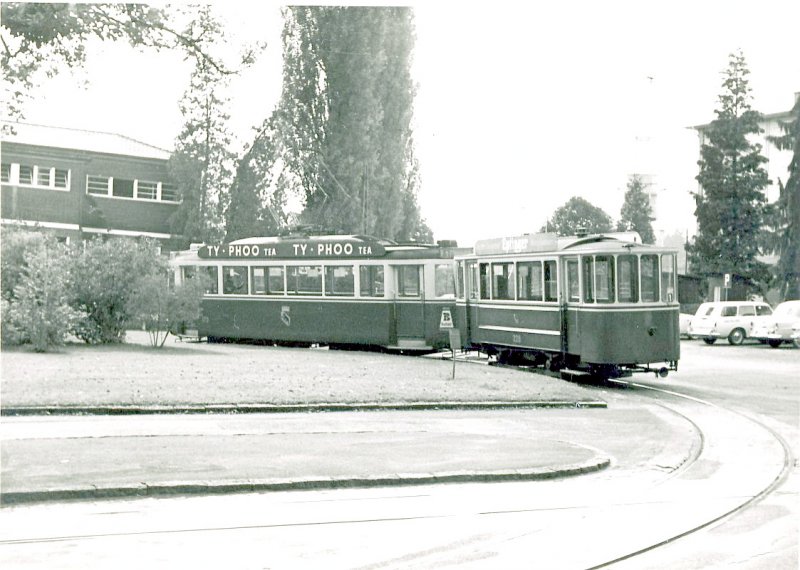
454 231 680 378
171 234 460 351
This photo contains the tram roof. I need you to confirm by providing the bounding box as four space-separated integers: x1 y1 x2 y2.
465 231 671 258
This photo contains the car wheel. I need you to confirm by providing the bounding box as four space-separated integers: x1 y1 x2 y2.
703 337 716 345
768 339 783 348
728 328 745 345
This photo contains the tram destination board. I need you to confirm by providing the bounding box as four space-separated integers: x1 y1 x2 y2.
198 238 386 260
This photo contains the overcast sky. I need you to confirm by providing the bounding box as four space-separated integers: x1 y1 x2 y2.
19 1 800 246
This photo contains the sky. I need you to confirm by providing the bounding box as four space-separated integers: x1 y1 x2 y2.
15 1 800 247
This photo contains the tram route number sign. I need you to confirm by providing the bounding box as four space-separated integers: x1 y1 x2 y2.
439 308 454 329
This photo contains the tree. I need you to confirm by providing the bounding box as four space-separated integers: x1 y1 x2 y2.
617 175 656 243
765 96 800 300
540 196 613 236
686 50 771 292
232 6 428 241
168 5 240 246
1 3 237 123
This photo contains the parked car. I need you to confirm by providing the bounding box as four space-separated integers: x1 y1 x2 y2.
687 301 774 345
679 313 693 339
749 300 800 348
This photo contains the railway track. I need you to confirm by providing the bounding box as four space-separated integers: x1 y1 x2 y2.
0 360 793 569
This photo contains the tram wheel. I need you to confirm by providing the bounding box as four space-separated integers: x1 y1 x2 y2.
727 328 745 345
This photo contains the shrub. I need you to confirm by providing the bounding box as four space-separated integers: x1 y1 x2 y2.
67 237 164 344
126 261 206 347
2 236 84 351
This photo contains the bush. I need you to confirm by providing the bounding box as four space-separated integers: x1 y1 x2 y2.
1 235 84 351
67 237 165 344
126 262 206 348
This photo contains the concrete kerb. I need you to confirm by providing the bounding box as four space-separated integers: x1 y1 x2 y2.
0 400 607 416
0 455 611 506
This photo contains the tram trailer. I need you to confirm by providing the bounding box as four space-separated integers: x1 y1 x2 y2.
454 232 680 379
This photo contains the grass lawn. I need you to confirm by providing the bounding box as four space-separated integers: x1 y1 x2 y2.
1 331 598 408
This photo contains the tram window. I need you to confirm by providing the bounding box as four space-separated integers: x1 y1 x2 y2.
325 265 354 296
268 267 285 294
203 266 219 294
182 265 217 294
566 260 580 302
479 263 490 300
518 261 543 301
492 263 514 300
617 255 639 302
251 267 268 295
660 254 676 303
641 255 659 302
359 265 384 297
222 266 247 295
468 262 479 300
595 256 615 303
582 258 594 303
544 260 558 302
288 265 322 295
435 264 455 298
456 261 465 299
397 265 421 297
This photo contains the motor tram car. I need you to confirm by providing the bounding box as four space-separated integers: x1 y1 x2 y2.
454 231 680 378
171 234 460 351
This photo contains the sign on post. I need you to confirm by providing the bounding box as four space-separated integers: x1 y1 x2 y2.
439 308 454 329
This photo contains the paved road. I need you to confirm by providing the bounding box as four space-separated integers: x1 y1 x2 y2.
0 341 796 569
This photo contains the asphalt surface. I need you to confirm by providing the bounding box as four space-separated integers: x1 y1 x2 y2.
0 395 700 506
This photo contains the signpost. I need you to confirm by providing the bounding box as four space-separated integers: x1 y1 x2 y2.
440 309 459 379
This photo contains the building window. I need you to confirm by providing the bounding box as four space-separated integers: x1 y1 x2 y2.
86 175 179 203
112 178 134 198
87 175 110 195
136 180 158 200
3 163 70 190
161 183 179 202
18 165 33 185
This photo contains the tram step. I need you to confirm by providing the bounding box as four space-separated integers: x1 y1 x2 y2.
388 338 433 351
560 368 591 380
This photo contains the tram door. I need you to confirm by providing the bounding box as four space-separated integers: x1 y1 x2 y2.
392 264 426 343
562 256 581 355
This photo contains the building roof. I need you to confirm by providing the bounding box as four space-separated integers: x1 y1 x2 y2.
1 121 172 160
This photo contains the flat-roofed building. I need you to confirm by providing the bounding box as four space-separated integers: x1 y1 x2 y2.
1 122 183 250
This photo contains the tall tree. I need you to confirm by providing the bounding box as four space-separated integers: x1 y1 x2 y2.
231 6 428 241
686 50 771 291
168 5 240 246
1 3 233 124
765 96 800 300
617 174 656 243
540 196 613 236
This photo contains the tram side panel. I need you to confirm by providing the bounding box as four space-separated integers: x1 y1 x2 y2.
199 297 394 346
461 303 561 354
565 307 680 365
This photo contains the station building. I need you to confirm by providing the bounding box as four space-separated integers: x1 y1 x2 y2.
1 121 183 251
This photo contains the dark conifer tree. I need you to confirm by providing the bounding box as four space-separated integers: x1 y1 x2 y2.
686 51 771 291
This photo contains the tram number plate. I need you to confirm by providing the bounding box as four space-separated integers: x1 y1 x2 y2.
512 334 522 344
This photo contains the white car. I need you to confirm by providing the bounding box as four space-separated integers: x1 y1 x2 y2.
750 300 800 348
679 313 693 338
688 301 774 345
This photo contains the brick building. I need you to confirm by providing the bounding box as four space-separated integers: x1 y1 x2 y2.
1 122 183 250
